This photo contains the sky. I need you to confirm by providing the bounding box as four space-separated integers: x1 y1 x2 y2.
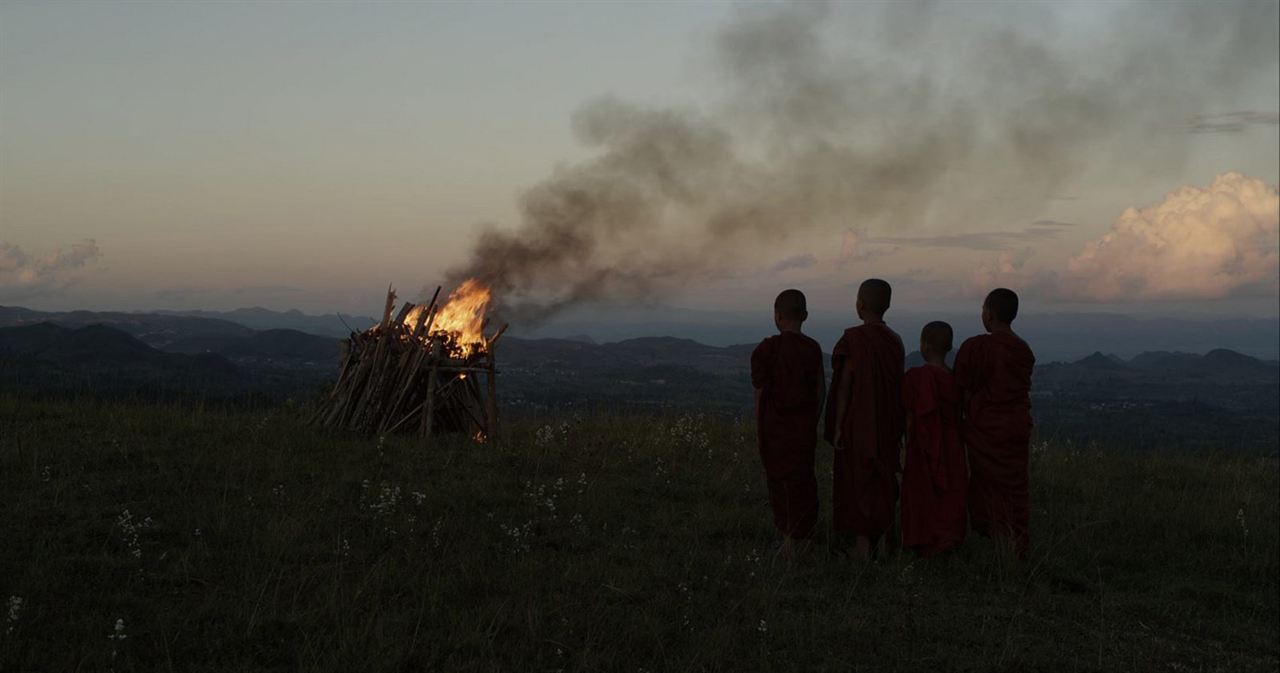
2 1 1277 321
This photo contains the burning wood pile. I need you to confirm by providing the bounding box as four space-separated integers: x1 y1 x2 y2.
311 280 506 441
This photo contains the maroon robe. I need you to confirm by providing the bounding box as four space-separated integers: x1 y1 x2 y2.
751 331 824 539
824 323 905 536
953 332 1035 555
901 364 968 556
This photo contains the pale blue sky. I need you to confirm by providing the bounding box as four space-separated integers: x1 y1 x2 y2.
2 1 1276 317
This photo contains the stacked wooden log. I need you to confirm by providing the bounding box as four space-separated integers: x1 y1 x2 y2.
311 285 506 440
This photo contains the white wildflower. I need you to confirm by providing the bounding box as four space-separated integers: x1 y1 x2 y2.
115 510 150 560
109 617 127 659
6 596 21 634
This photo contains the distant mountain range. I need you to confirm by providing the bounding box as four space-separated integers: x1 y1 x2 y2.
519 305 1280 362
7 304 1275 361
0 320 339 398
2 304 1276 451
0 305 253 348
1069 348 1279 374
0 323 242 396
153 308 376 338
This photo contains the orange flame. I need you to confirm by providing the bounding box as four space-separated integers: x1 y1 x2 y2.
403 279 491 357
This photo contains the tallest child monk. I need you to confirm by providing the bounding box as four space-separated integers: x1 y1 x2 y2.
825 279 905 560
751 289 825 554
954 288 1036 557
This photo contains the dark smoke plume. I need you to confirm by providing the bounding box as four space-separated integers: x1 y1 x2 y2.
443 1 1278 322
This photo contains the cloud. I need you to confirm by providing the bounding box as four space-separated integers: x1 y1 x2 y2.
837 230 896 264
1060 172 1278 301
868 226 1063 251
1188 110 1280 134
0 240 101 300
769 253 818 273
1031 219 1077 227
972 249 1037 292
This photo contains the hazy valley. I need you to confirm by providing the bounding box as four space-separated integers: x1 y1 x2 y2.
3 305 1276 453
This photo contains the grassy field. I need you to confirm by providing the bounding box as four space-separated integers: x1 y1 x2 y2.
1 395 1276 672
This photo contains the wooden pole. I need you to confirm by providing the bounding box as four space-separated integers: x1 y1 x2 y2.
485 347 498 439
380 289 442 432
486 323 510 350
421 338 441 443
347 286 398 431
412 286 442 338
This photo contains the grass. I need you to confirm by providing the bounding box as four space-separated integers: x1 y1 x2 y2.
1 395 1276 672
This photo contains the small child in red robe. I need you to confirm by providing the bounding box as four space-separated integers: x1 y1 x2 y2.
751 289 825 554
955 288 1035 557
901 321 968 557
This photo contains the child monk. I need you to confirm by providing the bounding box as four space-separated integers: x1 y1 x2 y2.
954 288 1036 557
901 321 967 557
751 289 825 553
824 279 905 560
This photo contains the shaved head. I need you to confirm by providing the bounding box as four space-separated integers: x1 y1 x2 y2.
774 288 808 321
857 278 892 317
984 288 1019 323
921 321 954 354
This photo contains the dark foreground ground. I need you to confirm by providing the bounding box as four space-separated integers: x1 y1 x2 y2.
1 396 1276 672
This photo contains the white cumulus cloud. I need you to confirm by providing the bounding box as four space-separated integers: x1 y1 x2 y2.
0 240 102 300
972 249 1034 291
1061 173 1278 301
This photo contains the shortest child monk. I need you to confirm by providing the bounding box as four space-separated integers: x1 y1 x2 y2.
901 321 968 557
751 289 826 554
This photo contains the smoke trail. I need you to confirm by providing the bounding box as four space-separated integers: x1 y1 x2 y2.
444 1 1278 322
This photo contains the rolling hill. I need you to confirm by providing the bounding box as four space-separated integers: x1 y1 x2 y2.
1 304 1276 450
0 323 241 395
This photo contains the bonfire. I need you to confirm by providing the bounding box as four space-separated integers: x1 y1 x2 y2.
311 280 506 441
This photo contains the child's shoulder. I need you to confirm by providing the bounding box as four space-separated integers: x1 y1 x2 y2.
906 363 956 381
958 333 992 351
847 322 904 340
753 334 777 355
905 364 960 401
795 331 822 351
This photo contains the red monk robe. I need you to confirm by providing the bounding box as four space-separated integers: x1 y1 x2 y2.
901 364 968 556
751 331 824 539
824 324 905 536
954 332 1035 555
